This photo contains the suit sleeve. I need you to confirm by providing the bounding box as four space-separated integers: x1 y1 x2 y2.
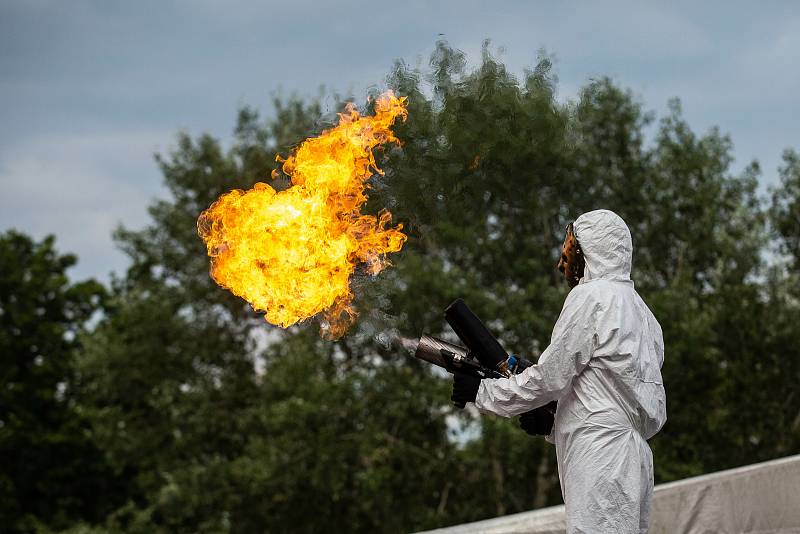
474 288 600 418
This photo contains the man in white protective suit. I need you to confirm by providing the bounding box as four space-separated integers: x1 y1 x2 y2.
450 209 667 533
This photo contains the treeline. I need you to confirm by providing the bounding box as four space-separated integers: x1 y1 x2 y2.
2 42 799 533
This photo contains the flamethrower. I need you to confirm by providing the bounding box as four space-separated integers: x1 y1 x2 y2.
414 299 533 379
407 298 557 433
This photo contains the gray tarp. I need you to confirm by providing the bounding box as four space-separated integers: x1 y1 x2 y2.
418 454 800 534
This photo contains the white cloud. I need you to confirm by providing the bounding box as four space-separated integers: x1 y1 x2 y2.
0 130 170 282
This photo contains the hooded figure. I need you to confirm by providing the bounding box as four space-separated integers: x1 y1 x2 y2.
474 209 667 533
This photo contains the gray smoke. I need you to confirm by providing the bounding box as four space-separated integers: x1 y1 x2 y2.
398 335 419 353
374 328 419 354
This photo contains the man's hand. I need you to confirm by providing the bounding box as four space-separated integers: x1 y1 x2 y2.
519 402 557 435
451 374 481 409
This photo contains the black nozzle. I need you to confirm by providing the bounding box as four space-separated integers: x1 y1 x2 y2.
444 299 509 369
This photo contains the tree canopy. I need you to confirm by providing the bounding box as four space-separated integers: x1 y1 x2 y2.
0 231 112 532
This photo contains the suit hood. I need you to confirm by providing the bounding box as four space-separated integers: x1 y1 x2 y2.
573 209 633 283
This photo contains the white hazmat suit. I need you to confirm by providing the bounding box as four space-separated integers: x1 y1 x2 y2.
475 209 667 533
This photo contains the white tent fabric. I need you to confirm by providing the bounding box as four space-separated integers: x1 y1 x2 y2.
417 454 800 534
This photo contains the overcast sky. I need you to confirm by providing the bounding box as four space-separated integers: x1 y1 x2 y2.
1 1 798 282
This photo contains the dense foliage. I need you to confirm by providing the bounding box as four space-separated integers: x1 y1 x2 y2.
2 42 799 533
0 232 112 532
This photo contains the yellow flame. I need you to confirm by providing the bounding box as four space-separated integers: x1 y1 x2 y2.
197 92 408 338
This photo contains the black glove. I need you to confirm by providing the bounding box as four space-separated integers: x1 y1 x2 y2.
451 373 481 409
519 401 557 436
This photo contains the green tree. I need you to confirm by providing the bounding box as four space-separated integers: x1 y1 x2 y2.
71 41 800 533
75 94 460 533
771 149 800 271
0 231 113 532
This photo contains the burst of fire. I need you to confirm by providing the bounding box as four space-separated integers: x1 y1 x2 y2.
197 92 408 338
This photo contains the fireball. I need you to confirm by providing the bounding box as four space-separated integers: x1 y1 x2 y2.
197 92 408 338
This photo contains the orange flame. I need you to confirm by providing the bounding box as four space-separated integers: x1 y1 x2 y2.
197 92 408 338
